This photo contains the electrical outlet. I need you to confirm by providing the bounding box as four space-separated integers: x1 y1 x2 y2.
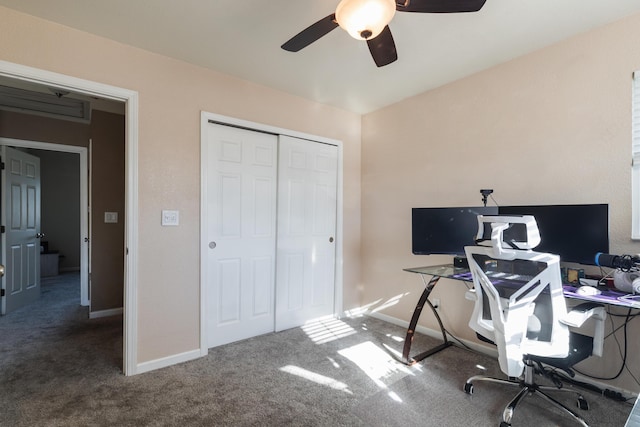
432 298 440 310
104 212 118 223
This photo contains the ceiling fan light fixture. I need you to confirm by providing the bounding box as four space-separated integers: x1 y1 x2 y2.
335 0 396 40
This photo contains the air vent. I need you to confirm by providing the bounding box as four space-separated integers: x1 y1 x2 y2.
0 85 90 123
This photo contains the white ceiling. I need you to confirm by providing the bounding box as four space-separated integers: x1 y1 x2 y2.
1 0 640 114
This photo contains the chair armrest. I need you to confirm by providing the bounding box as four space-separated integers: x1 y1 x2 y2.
561 302 605 327
561 303 606 357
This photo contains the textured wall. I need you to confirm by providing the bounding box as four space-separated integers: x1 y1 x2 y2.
36 149 81 271
89 110 125 312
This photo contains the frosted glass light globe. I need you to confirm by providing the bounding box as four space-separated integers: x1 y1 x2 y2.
335 0 396 40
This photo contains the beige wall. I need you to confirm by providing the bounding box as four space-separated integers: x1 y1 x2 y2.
34 149 81 271
0 7 362 364
362 13 640 392
90 110 125 312
0 109 90 146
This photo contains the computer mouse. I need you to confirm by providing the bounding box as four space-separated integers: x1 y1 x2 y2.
576 286 602 296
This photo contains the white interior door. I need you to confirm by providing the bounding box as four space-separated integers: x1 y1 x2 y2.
1 146 41 315
205 123 278 348
275 135 338 331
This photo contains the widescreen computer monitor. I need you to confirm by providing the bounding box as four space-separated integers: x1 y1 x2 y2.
411 206 498 255
411 203 609 265
498 204 609 265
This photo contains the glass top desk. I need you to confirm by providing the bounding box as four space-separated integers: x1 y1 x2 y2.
402 264 639 366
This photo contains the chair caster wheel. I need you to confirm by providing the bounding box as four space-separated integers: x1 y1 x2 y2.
464 383 473 394
577 396 589 410
500 421 511 427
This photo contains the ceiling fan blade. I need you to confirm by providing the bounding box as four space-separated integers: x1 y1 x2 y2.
367 26 397 68
396 0 487 13
281 13 339 52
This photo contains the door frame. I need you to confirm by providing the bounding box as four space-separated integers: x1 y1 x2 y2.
0 138 90 306
200 111 344 354
0 60 139 376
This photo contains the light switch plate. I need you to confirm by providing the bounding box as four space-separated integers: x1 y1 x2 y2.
162 210 179 226
104 212 118 223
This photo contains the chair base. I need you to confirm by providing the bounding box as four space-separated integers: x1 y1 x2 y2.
464 363 590 427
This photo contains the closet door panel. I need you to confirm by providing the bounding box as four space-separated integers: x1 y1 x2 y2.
206 123 277 348
275 135 338 331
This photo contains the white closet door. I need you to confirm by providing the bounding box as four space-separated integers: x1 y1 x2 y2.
275 135 338 331
206 123 277 348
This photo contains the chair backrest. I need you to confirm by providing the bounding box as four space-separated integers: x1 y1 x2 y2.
465 215 571 377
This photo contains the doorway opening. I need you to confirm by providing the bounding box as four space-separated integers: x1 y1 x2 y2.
0 139 89 308
0 60 139 375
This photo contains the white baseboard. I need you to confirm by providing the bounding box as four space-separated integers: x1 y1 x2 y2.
359 309 637 399
89 307 123 319
135 349 203 375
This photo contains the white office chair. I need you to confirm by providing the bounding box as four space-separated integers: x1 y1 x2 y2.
463 215 606 427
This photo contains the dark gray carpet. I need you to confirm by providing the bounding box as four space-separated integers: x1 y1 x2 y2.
0 273 633 426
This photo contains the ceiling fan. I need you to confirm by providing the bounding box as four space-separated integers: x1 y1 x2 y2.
281 0 487 67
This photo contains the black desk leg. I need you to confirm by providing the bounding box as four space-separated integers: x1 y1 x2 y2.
402 275 453 365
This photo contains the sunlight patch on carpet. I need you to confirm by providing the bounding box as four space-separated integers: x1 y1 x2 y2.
280 365 353 394
302 318 356 344
386 333 404 342
338 341 413 392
